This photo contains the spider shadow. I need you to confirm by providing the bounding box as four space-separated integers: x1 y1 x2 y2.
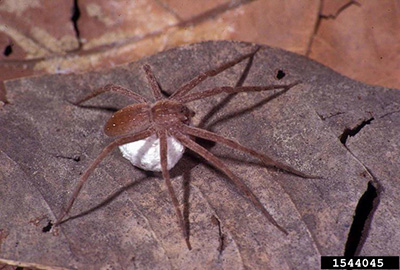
65 95 131 114
58 158 195 247
58 174 152 225
168 90 294 244
69 104 120 113
191 48 296 174
170 142 291 245
169 54 296 243
198 85 292 131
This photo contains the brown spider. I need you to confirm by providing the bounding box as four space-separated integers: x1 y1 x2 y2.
54 46 312 250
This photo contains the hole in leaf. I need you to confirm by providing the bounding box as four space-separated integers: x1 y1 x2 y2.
339 118 374 144
71 0 82 48
275 69 286 80
344 181 378 256
3 44 12 56
42 221 53 233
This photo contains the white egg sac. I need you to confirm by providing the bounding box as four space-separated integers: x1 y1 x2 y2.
119 134 185 172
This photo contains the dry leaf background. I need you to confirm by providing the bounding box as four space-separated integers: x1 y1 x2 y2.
1 0 399 94
0 1 399 269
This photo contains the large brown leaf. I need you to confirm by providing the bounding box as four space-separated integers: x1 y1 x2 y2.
1 0 399 103
309 0 400 89
0 41 399 269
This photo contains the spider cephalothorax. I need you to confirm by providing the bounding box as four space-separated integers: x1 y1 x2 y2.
54 47 313 250
149 100 195 127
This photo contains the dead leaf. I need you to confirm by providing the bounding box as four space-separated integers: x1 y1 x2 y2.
1 0 399 92
1 41 399 269
309 0 400 88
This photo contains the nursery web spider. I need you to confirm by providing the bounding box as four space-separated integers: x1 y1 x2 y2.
55 46 313 250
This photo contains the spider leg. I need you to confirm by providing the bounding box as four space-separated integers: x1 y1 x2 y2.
169 46 260 100
177 81 301 103
143 64 163 101
158 130 192 250
173 131 288 235
54 128 153 226
179 124 317 179
74 84 148 105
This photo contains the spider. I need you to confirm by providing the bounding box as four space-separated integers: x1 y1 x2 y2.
54 46 313 250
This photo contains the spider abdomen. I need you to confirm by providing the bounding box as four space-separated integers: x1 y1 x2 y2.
119 134 185 171
104 104 151 137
